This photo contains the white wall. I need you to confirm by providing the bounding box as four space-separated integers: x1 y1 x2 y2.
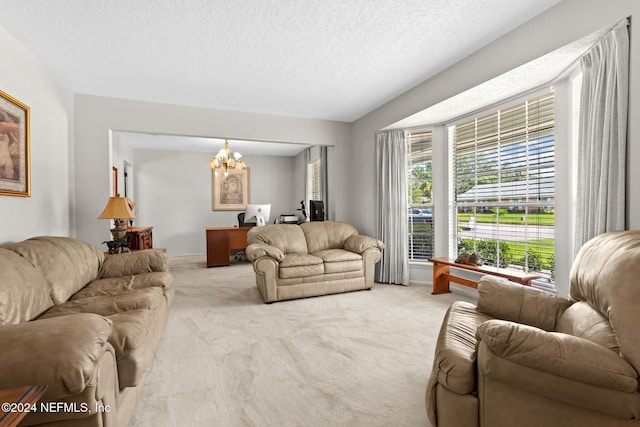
132 149 297 255
0 27 74 244
348 0 640 290
74 94 351 249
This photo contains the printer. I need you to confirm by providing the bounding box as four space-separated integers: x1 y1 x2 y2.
278 214 300 224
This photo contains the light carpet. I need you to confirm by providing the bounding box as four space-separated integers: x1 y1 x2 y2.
129 256 475 427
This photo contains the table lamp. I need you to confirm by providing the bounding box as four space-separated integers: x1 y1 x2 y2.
98 196 136 240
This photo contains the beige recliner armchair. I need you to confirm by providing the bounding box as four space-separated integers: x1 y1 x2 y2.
426 230 640 427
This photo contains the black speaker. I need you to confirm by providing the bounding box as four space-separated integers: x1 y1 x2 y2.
309 200 324 221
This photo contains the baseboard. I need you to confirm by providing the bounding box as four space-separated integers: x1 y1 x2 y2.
449 283 479 300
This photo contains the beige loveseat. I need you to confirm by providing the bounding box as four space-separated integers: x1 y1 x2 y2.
0 236 173 427
426 230 640 427
246 221 384 303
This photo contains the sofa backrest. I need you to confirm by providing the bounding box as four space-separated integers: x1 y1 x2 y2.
300 221 359 254
565 229 640 373
247 224 308 254
5 236 105 305
0 248 54 324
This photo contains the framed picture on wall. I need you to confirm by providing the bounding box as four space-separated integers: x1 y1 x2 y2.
0 91 30 197
212 168 250 211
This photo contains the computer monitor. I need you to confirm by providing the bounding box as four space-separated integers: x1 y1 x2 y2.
244 204 271 226
309 200 324 221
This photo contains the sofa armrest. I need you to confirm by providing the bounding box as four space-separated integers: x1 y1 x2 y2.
246 243 285 262
100 249 168 278
477 319 638 392
477 276 571 331
0 313 114 399
344 235 385 254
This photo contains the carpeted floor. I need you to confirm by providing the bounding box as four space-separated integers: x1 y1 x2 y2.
129 256 475 427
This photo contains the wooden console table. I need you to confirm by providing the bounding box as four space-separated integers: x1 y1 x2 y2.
429 257 541 295
206 226 252 267
0 385 47 427
126 226 153 250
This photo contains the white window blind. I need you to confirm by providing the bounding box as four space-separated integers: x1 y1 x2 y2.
407 130 434 261
451 91 556 288
308 159 321 201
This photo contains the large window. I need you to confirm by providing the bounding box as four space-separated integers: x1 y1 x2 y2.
407 130 434 260
450 91 555 286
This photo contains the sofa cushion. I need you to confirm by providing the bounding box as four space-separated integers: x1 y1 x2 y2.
279 253 324 279
108 309 154 357
301 221 358 253
344 234 385 253
477 275 571 331
247 224 308 254
569 229 640 372
246 242 285 262
99 249 168 278
433 301 494 395
477 319 638 393
557 301 619 353
0 313 113 399
71 271 174 301
107 308 158 387
38 285 167 389
38 287 165 319
5 236 104 305
0 248 54 324
313 249 362 274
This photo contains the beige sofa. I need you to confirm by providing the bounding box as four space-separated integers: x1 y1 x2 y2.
246 221 384 303
0 236 173 427
426 230 640 427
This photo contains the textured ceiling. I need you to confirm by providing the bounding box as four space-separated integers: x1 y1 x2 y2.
0 0 561 123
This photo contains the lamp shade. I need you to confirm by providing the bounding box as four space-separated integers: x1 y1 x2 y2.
98 196 136 219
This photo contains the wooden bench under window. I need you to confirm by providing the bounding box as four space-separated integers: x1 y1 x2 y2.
428 257 541 295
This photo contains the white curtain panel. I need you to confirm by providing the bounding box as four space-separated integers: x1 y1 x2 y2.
320 146 329 220
575 18 629 254
375 130 409 285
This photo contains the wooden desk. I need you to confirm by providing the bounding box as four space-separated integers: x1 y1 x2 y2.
206 226 252 267
429 257 541 295
0 385 46 427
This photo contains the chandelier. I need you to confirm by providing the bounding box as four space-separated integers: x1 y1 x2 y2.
208 139 247 173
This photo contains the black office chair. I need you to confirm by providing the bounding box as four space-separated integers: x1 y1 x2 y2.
234 212 247 262
237 212 246 227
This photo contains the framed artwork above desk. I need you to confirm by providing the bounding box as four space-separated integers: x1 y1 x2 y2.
212 168 250 211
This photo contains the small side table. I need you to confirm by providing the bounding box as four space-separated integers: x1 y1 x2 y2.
126 226 153 250
0 385 47 427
